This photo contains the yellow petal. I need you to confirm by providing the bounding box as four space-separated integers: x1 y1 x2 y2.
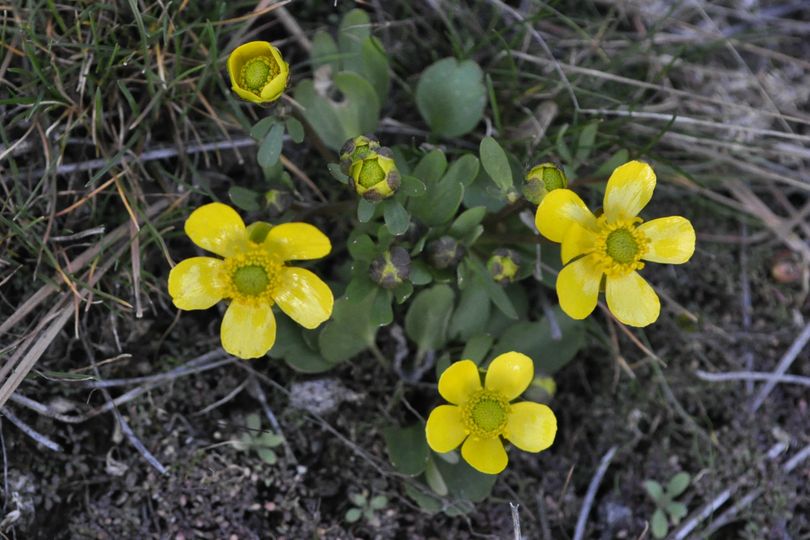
603 160 656 222
557 253 603 320
461 436 508 475
484 352 534 401
638 216 695 264
425 405 468 453
264 223 331 261
185 202 246 257
231 85 263 104
221 301 277 359
506 402 557 452
227 41 275 87
260 45 290 102
168 257 226 310
535 189 597 243
438 360 482 405
561 221 597 264
273 267 333 329
605 271 660 327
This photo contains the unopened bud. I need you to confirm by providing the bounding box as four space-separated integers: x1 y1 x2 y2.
348 147 400 201
369 247 411 289
340 135 380 175
427 236 465 270
264 189 291 217
523 162 567 204
487 248 521 285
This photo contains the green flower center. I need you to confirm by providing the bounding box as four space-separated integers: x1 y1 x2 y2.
358 159 385 188
462 390 510 439
240 56 279 93
606 228 639 263
223 250 283 305
232 265 269 296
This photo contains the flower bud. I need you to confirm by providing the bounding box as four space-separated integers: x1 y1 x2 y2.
340 135 380 175
487 248 521 285
523 162 567 204
369 247 411 289
427 236 465 270
264 189 292 217
227 42 290 104
348 147 401 202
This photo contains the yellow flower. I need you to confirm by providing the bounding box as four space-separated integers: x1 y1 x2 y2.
425 353 557 475
227 41 290 104
348 148 401 201
534 161 696 327
168 203 333 359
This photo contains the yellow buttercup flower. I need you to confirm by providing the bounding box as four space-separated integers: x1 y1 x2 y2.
534 160 696 327
227 41 290 104
425 353 557 475
168 203 333 359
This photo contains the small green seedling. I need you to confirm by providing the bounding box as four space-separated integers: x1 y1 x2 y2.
643 472 690 538
232 413 284 464
345 491 388 526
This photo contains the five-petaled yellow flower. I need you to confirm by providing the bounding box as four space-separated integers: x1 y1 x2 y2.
227 41 290 104
425 352 557 475
168 203 333 359
535 161 696 327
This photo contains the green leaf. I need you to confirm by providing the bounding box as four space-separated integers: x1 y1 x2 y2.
348 234 376 261
257 432 284 447
338 9 371 74
357 199 377 222
349 493 367 507
594 149 629 177
360 37 390 102
293 80 344 150
449 285 490 341
666 472 691 498
465 257 517 319
413 150 448 185
405 285 455 351
449 206 486 238
257 123 285 168
245 413 261 432
328 162 349 184
227 186 261 212
269 315 336 373
434 458 497 502
643 480 664 502
250 116 277 140
370 289 394 327
285 117 305 143
403 483 442 514
479 136 512 191
651 508 669 539
383 199 410 236
318 288 379 363
400 175 427 197
369 495 388 510
256 447 277 464
416 57 486 138
345 507 363 523
311 30 340 71
382 424 429 476
460 334 494 365
575 121 599 163
409 176 464 227
491 306 585 375
425 457 448 496
443 154 480 188
666 502 688 523
409 260 433 285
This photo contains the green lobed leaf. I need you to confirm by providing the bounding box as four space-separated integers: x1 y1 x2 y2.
443 154 480 188
400 175 427 197
357 199 377 222
405 285 455 351
250 116 277 140
643 480 664 502
449 206 486 238
479 136 513 191
666 472 691 498
651 508 669 539
369 495 388 510
433 457 497 503
409 175 464 227
347 234 376 261
345 507 363 523
465 257 518 319
575 121 599 163
403 483 442 514
310 30 340 71
449 285 491 341
413 149 448 185
424 457 449 496
338 8 371 74
666 502 688 523
228 186 261 212
382 199 410 236
416 57 487 138
285 117 305 143
460 334 494 365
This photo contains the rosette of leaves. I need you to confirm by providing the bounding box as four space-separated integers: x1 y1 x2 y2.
294 9 389 150
644 472 690 538
232 413 284 465
345 491 388 526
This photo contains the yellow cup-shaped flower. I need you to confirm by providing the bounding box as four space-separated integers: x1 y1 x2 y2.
425 353 557 475
227 41 290 104
534 160 696 327
168 203 333 359
348 148 401 201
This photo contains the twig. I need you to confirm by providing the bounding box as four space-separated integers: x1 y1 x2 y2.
535 489 552 540
671 486 736 540
739 221 754 394
249 376 298 465
696 370 810 387
510 502 521 540
573 446 618 540
750 321 810 412
0 407 63 452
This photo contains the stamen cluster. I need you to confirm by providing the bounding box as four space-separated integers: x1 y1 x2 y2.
591 217 649 277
